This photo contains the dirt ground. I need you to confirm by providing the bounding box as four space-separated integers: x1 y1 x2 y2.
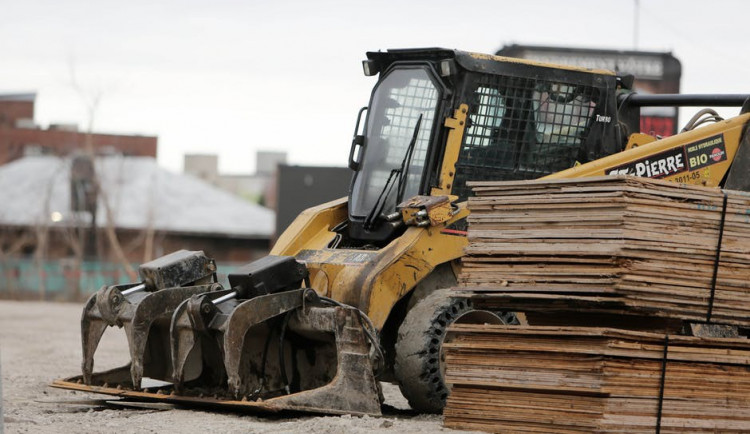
0 300 477 433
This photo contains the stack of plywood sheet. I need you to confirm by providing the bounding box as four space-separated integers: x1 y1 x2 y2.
458 176 750 326
443 324 750 433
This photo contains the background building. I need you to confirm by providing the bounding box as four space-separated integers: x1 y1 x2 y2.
0 93 157 166
183 153 353 238
274 165 352 236
184 151 286 206
0 154 274 300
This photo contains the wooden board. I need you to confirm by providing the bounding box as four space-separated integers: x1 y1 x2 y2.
443 324 750 433
457 176 750 326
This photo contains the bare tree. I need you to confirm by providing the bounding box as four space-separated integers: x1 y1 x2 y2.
68 60 139 282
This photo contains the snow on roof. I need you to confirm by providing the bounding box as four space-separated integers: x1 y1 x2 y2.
0 155 274 238
0 92 36 102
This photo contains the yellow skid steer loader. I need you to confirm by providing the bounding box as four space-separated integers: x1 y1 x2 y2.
54 48 750 416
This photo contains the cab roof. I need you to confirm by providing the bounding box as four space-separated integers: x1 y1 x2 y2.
366 48 617 81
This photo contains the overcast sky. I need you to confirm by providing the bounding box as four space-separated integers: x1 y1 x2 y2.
2 0 749 174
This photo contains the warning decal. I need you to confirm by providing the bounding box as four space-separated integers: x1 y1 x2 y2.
685 134 727 170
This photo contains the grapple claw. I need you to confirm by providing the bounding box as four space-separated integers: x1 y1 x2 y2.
128 284 220 388
270 305 381 416
222 289 307 397
170 289 236 390
81 293 110 385
79 250 218 388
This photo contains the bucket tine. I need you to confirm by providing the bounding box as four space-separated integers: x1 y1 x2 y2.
81 292 111 385
127 284 221 389
170 289 235 390
170 298 197 390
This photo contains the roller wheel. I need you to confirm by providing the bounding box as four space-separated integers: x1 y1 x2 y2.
394 288 517 413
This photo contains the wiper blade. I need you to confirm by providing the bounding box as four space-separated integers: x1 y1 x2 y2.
363 114 423 231
396 114 422 204
363 168 399 231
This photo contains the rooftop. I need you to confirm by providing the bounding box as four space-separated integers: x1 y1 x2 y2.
0 155 274 238
0 92 36 102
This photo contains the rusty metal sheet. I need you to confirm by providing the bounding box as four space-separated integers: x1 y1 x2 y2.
50 375 379 416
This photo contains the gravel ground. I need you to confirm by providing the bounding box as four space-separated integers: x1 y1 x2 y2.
0 300 476 434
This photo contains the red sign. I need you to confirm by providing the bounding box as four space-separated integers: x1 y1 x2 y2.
640 116 675 137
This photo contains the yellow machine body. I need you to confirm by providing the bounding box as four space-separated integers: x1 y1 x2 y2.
274 112 750 331
271 107 473 328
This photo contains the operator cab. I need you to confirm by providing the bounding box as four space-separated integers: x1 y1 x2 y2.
346 48 624 244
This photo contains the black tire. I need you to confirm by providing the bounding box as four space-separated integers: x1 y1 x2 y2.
393 288 517 413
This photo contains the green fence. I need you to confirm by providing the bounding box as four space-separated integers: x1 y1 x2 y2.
0 257 242 301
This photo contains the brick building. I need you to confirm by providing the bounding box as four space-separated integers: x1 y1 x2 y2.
0 93 157 165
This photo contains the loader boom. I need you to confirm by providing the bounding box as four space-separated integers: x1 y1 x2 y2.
547 112 750 187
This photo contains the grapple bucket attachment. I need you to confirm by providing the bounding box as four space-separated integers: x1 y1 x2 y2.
81 250 218 389
168 255 382 415
62 254 382 416
169 289 381 416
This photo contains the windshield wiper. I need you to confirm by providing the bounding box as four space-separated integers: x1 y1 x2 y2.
363 114 423 231
396 114 422 205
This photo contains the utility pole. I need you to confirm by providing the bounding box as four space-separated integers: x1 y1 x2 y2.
634 0 640 49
